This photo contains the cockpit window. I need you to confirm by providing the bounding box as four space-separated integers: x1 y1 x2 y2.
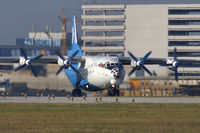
106 63 110 67
98 62 122 69
103 62 122 69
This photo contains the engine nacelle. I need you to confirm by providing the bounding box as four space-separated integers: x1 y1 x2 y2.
166 58 174 65
57 57 64 66
57 56 69 67
131 60 137 67
166 58 178 68
131 60 142 67
136 60 142 67
19 57 26 65
172 61 178 68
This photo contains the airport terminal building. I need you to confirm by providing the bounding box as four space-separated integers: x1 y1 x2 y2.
81 4 200 79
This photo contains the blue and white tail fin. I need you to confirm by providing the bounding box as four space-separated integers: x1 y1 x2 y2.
65 16 83 88
72 16 78 45
67 16 83 57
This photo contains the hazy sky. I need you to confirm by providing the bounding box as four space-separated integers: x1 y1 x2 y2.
0 0 200 44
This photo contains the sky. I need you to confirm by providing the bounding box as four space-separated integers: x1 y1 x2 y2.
0 0 200 45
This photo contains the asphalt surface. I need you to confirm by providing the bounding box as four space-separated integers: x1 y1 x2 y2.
1 96 200 103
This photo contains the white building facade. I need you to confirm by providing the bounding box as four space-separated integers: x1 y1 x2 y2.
125 4 200 78
81 5 126 56
81 4 200 79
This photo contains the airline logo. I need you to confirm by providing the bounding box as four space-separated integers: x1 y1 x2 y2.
98 63 104 67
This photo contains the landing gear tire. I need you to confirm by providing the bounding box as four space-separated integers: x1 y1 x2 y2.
72 88 82 97
114 89 120 96
107 88 120 96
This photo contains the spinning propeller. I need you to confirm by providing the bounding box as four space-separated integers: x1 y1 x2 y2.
128 51 152 76
55 50 79 75
170 48 179 81
15 49 43 77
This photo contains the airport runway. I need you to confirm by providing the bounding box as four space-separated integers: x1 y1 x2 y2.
1 96 200 103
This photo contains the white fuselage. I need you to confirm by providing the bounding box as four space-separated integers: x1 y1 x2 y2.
79 56 125 89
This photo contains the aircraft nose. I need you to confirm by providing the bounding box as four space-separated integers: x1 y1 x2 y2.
110 79 117 85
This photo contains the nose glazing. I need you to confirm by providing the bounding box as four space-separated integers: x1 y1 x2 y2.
111 67 120 78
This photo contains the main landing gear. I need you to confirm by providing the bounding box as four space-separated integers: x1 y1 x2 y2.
107 85 120 96
72 88 82 97
72 83 82 97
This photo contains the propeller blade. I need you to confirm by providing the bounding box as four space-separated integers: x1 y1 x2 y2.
15 51 42 77
20 48 28 60
128 51 153 76
128 51 138 62
31 54 43 62
173 48 178 81
141 65 152 76
141 51 152 62
174 48 177 61
128 67 137 76
68 50 79 62
70 64 78 73
55 51 65 61
175 67 178 81
30 65 37 77
15 64 26 71
56 50 80 75
56 66 64 75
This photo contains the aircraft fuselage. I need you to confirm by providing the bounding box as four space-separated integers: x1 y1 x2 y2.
78 56 125 91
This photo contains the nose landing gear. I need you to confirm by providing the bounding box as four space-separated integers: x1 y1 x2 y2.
107 85 120 96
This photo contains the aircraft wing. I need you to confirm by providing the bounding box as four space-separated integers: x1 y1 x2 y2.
119 56 166 65
145 58 200 67
118 56 131 65
119 56 200 67
0 57 19 64
33 56 84 65
167 59 200 67
143 58 166 65
0 56 84 65
120 49 200 80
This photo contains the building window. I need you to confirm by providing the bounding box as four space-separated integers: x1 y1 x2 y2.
168 52 200 57
168 20 200 25
168 31 200 36
168 9 200 15
169 10 188 15
169 41 200 46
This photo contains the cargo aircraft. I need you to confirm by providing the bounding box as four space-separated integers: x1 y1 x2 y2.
1 16 200 96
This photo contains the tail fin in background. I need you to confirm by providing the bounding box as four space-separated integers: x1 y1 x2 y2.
67 16 83 57
72 16 78 45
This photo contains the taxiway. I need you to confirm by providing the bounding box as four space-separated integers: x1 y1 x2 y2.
1 96 200 103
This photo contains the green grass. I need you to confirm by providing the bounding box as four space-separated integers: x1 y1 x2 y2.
0 103 200 133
